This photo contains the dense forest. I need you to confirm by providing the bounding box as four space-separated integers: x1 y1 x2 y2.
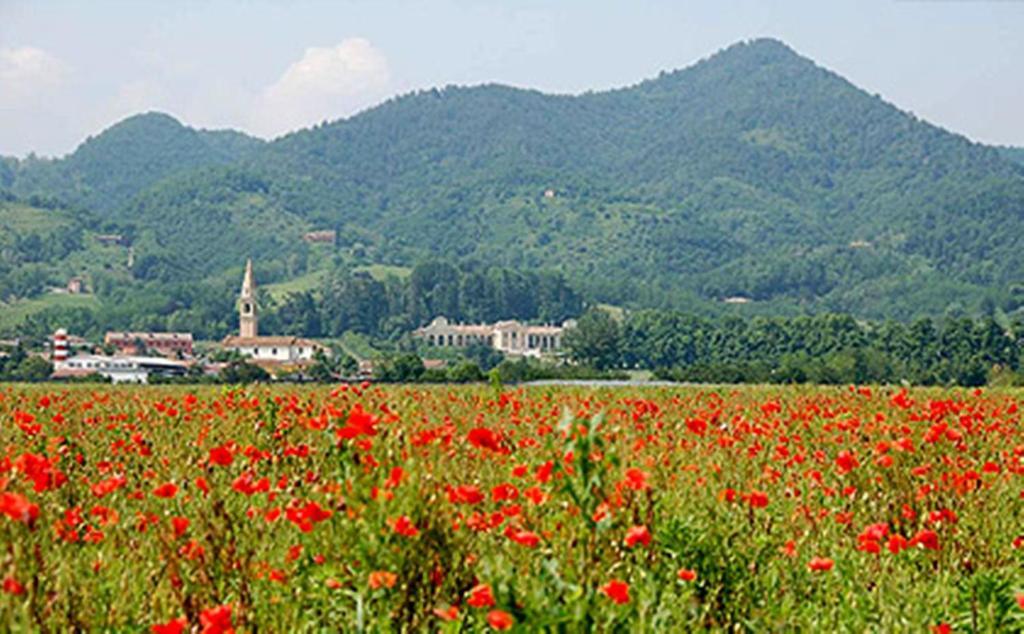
999 147 1024 167
3 38 1024 338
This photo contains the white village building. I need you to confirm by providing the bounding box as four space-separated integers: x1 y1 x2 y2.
221 259 323 365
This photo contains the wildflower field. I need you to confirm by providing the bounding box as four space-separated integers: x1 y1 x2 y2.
2 383 1024 632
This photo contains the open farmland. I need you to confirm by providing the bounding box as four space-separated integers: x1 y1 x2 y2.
2 383 1024 631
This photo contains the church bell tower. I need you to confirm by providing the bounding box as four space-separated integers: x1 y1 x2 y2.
239 258 258 338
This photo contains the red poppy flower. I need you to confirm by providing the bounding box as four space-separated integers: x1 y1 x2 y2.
171 516 190 539
624 525 652 548
2 577 25 595
336 404 379 439
910 529 940 551
487 610 514 630
505 526 541 547
286 501 333 533
391 515 419 537
467 583 496 608
623 467 650 491
152 483 178 499
433 605 459 621
448 484 485 505
746 491 769 509
834 450 859 474
467 427 504 452
199 604 233 634
808 556 834 572
601 579 630 604
0 492 39 526
384 466 404 489
677 568 697 582
151 616 187 634
208 445 234 467
491 483 519 502
369 570 397 590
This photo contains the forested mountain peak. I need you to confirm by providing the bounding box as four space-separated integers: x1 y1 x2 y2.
8 111 263 212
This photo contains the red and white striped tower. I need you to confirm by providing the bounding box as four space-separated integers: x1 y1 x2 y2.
52 328 69 365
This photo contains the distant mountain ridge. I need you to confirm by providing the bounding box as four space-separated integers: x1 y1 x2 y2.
3 38 1024 320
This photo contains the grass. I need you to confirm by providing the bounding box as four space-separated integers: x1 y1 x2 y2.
0 201 73 233
354 264 412 281
336 331 381 360
0 293 100 333
596 303 626 320
264 264 411 301
264 270 325 300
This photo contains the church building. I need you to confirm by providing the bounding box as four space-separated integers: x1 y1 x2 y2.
221 259 322 365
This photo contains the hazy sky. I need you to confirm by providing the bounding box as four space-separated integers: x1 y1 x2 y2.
1 0 1022 157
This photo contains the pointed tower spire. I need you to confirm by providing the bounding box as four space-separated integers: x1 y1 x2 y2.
239 258 258 338
242 258 255 296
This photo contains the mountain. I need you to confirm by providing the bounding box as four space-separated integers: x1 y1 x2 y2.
5 38 1024 324
1001 147 1024 167
6 112 263 212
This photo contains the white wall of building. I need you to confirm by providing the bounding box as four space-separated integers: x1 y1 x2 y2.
228 344 315 362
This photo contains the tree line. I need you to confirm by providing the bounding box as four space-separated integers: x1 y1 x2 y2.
565 308 1024 387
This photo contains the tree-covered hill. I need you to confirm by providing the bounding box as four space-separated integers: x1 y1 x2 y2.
5 112 263 213
4 38 1024 325
1001 147 1024 167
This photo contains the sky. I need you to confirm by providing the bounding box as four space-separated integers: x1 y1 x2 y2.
1 0 1022 157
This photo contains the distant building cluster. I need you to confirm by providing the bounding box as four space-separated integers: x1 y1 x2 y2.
412 316 574 357
51 328 188 383
38 258 576 383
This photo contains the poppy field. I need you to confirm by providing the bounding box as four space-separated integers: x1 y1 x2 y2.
2 383 1024 632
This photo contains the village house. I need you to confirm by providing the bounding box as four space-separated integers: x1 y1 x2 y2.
94 233 127 247
412 316 575 357
302 230 337 245
221 259 323 368
105 331 194 357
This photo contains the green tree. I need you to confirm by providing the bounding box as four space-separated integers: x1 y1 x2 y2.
564 308 622 370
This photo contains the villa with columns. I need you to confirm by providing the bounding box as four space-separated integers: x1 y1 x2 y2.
412 316 575 357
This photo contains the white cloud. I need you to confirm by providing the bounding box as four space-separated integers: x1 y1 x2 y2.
0 46 69 104
250 38 390 138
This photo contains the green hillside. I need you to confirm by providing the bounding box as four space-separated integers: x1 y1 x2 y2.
3 38 1024 330
6 112 263 212
1001 147 1024 167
